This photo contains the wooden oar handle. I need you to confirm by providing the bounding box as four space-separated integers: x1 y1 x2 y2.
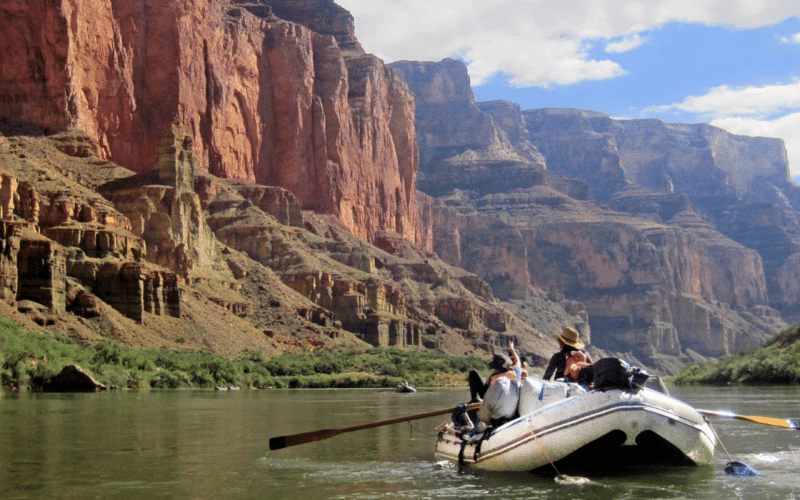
269 401 481 450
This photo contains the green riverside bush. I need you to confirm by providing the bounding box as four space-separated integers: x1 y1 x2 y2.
675 323 800 385
1 317 488 392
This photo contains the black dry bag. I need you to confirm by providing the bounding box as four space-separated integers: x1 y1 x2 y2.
592 357 649 391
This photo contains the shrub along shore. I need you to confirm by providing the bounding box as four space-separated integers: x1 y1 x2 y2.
7 316 799 392
0 317 487 392
675 323 800 385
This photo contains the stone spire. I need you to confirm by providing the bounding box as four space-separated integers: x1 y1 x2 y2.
156 124 195 192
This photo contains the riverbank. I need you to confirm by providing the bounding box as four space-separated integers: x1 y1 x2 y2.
0 317 487 392
676 323 800 385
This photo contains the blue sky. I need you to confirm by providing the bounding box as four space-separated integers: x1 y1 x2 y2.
337 1 800 180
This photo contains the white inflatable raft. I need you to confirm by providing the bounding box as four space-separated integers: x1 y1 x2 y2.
435 382 716 472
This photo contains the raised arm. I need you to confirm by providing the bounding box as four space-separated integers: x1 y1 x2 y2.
509 341 527 379
508 341 520 368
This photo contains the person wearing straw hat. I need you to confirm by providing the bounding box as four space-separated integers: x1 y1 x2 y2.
543 327 592 381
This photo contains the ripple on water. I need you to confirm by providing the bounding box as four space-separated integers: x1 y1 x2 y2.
259 456 606 500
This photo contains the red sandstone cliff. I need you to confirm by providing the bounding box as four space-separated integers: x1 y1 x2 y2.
0 0 426 248
0 2 565 366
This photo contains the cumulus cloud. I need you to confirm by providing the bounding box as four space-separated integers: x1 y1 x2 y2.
338 0 800 87
606 34 645 53
463 34 626 87
645 80 800 119
780 33 800 43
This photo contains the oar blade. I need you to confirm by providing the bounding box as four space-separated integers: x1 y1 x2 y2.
724 460 761 477
699 410 800 430
269 428 341 450
744 415 798 430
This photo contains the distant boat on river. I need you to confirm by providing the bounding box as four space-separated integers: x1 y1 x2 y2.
397 381 416 393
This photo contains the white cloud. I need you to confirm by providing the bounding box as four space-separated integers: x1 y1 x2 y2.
337 0 800 87
464 34 626 87
780 33 800 43
606 34 645 53
645 80 800 119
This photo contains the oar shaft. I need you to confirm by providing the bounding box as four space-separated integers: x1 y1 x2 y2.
269 402 481 450
342 403 480 433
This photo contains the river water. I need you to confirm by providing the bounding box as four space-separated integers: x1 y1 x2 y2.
1 385 799 499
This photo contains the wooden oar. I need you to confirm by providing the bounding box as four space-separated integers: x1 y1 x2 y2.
698 409 800 430
269 402 482 450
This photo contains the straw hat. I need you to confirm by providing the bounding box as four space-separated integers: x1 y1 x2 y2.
553 327 584 349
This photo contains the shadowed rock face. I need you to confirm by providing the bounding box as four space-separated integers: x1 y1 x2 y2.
0 0 425 249
524 109 796 206
394 58 797 365
390 59 547 197
523 109 627 201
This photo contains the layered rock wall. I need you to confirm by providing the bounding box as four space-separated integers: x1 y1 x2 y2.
523 109 628 201
17 239 67 314
396 57 792 362
612 120 793 204
0 165 180 322
528 222 767 306
431 197 531 300
390 59 546 197
0 0 425 248
525 220 771 353
522 108 800 322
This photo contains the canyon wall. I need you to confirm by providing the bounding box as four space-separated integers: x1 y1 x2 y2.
0 137 181 325
1 126 552 359
3 2 798 370
0 0 427 248
390 59 547 197
0 1 566 363
523 108 800 323
396 58 794 365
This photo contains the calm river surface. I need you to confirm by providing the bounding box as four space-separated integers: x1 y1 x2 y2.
1 385 799 499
